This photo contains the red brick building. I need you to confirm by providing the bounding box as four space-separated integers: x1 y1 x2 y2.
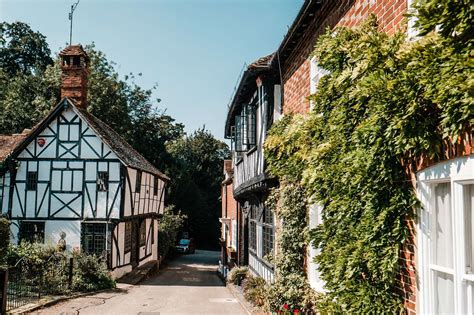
276 0 408 116
219 160 241 275
273 0 415 311
270 1 473 314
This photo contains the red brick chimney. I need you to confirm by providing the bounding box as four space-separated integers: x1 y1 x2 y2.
59 45 89 108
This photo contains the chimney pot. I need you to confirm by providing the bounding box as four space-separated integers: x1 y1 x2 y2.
59 45 89 109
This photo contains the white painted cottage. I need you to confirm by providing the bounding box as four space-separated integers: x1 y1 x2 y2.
0 45 168 278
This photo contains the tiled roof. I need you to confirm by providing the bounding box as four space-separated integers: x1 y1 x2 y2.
59 45 89 58
247 54 274 70
75 105 169 180
4 98 169 180
0 132 29 162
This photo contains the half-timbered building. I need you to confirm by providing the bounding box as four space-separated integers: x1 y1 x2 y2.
224 55 279 282
0 45 168 278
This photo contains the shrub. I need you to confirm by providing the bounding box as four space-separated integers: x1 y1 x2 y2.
6 243 115 294
0 216 9 267
227 266 248 285
6 242 70 294
243 276 268 309
158 206 186 258
71 252 115 292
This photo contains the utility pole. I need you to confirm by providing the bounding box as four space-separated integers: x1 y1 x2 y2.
69 0 80 45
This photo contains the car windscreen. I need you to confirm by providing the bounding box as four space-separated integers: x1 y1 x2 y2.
179 239 190 245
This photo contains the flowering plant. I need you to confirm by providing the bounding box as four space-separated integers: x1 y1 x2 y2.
276 303 300 314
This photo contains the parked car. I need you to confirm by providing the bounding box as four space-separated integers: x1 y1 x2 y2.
175 238 196 254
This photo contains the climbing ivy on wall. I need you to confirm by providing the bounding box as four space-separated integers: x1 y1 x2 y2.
264 0 472 312
266 183 318 313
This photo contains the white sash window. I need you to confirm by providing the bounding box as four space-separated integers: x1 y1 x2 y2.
417 156 474 314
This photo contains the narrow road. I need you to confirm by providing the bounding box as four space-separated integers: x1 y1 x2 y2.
33 250 246 315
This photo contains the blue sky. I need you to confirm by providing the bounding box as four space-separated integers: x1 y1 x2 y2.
0 0 303 140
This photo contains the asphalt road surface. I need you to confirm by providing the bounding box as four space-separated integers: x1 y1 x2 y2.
33 250 247 315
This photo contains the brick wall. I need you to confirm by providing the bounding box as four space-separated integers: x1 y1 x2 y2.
282 0 408 115
280 1 415 312
221 161 239 266
61 66 88 108
396 219 417 314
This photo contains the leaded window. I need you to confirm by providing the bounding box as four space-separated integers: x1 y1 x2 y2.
153 176 159 196
82 223 107 256
249 206 257 251
26 171 38 191
97 171 109 192
139 221 146 247
124 221 132 253
245 104 257 146
262 225 274 257
249 221 257 251
136 171 142 193
151 220 155 244
19 221 45 243
234 115 243 152
262 206 274 259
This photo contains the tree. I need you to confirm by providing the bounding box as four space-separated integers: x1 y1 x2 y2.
0 21 53 76
0 22 58 134
167 128 230 249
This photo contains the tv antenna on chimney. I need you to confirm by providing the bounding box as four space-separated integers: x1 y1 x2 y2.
68 0 80 45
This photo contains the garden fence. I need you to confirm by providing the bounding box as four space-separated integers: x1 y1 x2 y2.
3 254 74 313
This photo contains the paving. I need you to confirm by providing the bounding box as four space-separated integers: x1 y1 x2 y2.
31 250 247 315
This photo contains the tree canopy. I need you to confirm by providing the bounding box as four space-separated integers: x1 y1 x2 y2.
166 128 229 249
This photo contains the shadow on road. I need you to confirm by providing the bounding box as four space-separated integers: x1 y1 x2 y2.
143 250 224 287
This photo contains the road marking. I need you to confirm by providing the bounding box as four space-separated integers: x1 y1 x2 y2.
208 298 238 303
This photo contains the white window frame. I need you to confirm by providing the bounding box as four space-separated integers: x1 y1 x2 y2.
417 155 474 314
232 219 237 250
309 56 329 110
308 202 325 292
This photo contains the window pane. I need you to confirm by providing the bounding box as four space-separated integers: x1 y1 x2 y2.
463 281 474 314
433 270 454 314
465 184 474 273
433 183 453 268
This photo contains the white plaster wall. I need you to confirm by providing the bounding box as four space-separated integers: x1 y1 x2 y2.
11 105 122 221
153 219 158 260
124 167 165 217
44 220 81 251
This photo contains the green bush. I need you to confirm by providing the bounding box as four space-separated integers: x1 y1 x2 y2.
227 266 248 285
158 206 186 258
243 276 268 309
0 216 9 267
71 252 115 292
6 242 115 294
